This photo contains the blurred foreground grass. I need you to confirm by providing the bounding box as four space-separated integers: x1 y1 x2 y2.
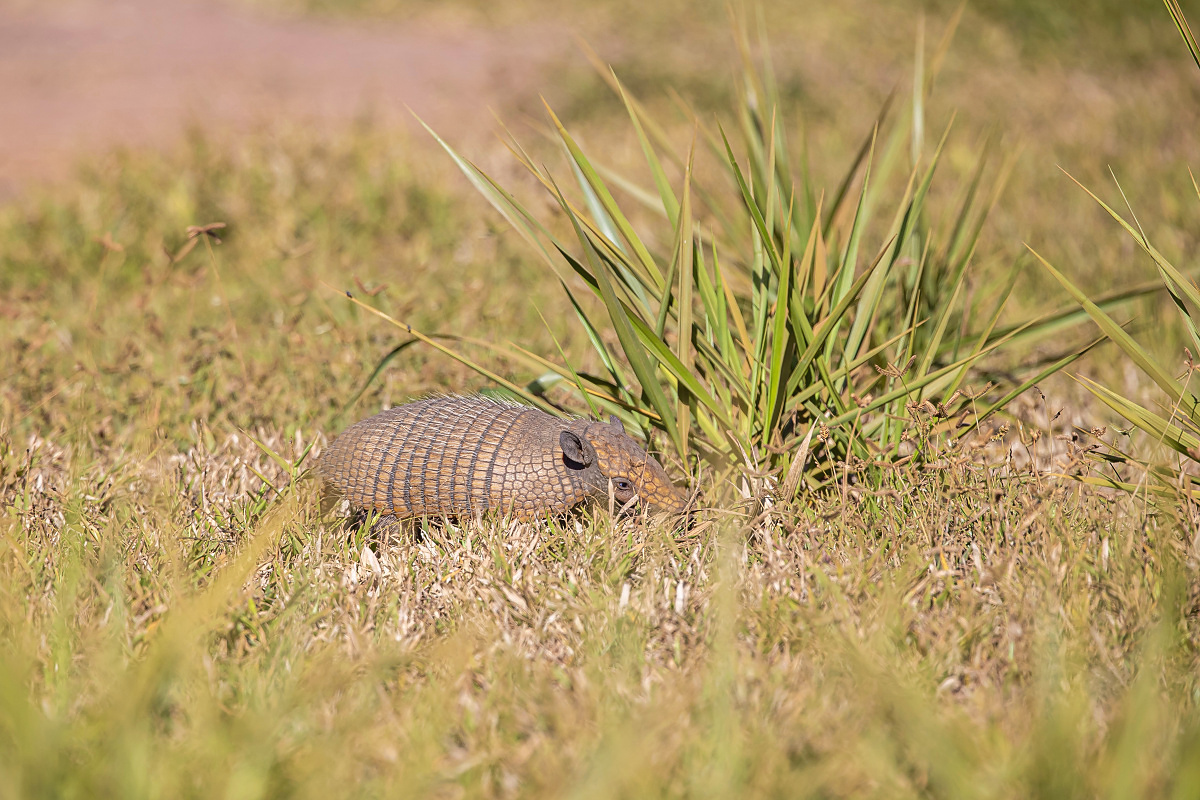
2 1 1200 797
4 429 1199 797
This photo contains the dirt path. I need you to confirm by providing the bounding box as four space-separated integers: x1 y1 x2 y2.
0 0 565 200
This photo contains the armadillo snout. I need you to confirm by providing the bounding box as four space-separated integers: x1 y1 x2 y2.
584 420 690 516
631 473 689 514
657 484 692 514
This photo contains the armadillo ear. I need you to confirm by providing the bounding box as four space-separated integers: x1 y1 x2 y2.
560 431 595 468
608 415 625 434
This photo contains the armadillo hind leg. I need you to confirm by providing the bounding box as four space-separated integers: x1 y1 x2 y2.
369 513 405 540
341 509 407 541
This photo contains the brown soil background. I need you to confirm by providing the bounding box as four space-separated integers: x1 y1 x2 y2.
0 0 564 200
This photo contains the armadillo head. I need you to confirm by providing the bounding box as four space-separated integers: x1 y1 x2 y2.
559 415 689 515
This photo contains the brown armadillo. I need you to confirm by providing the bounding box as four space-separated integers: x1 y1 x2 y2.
318 395 688 521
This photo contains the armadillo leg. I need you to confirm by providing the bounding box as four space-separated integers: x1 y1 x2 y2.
341 509 408 541
370 513 405 540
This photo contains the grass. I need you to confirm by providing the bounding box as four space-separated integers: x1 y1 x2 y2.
417 10 1119 497
2 425 1198 796
2 1 1200 797
1021 3 1200 498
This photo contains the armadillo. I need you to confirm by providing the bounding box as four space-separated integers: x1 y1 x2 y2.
318 395 688 521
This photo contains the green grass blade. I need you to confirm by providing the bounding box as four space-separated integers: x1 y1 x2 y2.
961 336 1104 435
561 279 633 403
1031 246 1194 409
1164 0 1200 71
825 131 878 364
614 74 681 224
327 284 557 416
942 264 1018 399
823 95 894 238
545 101 666 291
917 267 966 378
417 115 559 274
795 240 895 377
983 274 1178 352
546 174 682 454
532 306 601 419
1062 169 1200 314
338 339 423 421
627 315 733 432
765 192 795 438
1080 376 1200 457
675 147 697 458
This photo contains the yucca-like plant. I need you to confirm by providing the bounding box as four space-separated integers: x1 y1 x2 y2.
1032 0 1200 497
346 15 1103 503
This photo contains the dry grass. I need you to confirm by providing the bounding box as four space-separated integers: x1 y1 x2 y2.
2 410 1198 796
3 1 1200 796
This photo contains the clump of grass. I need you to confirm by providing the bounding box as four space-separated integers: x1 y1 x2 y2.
394 14 1110 509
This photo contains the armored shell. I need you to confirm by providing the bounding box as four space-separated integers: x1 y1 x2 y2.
318 395 687 520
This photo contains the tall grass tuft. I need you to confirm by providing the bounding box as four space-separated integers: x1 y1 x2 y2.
373 14 1104 506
